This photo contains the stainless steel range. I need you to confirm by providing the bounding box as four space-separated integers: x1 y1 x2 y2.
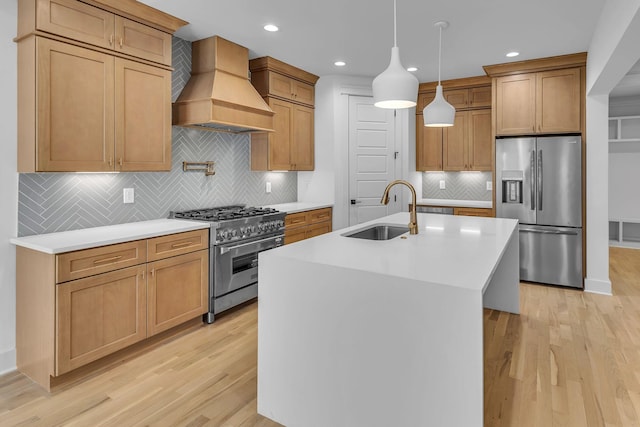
170 205 285 323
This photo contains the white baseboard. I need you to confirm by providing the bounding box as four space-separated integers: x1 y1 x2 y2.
0 348 16 375
584 277 613 295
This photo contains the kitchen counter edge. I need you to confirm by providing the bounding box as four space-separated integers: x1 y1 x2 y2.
264 202 334 214
10 219 211 254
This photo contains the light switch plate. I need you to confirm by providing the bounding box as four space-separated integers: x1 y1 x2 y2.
439 180 446 190
266 182 272 193
486 181 492 191
123 188 134 204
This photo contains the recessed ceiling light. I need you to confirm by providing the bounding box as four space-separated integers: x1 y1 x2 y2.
506 51 520 58
334 61 346 67
264 24 279 32
407 67 418 72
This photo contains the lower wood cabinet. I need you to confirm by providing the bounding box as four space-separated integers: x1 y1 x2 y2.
147 250 208 336
284 207 332 244
16 228 209 390
56 265 147 375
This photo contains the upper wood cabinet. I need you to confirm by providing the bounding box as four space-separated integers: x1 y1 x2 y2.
21 0 175 66
491 66 583 136
249 56 319 171
16 0 185 173
418 109 492 172
416 77 492 172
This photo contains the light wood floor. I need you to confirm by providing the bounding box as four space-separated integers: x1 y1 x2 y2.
1 247 639 426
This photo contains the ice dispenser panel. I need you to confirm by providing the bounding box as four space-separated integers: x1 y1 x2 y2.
501 171 523 204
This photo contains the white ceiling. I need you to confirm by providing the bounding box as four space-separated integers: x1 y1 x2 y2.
140 0 640 96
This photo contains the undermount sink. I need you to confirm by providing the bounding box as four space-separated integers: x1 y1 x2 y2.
342 224 410 241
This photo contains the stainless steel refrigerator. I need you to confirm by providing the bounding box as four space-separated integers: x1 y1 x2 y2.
496 136 582 288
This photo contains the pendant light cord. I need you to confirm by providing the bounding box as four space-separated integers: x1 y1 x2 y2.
437 24 442 84
393 0 397 47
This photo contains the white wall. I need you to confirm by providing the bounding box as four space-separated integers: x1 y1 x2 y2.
298 75 415 231
0 2 18 374
585 0 640 294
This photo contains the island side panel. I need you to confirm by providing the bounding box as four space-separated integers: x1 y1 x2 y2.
16 246 56 391
483 224 520 314
258 253 484 427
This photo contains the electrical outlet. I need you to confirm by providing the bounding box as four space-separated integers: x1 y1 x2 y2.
123 188 134 204
486 181 492 191
439 180 446 190
266 182 272 193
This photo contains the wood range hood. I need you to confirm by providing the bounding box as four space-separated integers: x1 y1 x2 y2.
173 36 274 133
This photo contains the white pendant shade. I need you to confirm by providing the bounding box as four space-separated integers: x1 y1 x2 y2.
372 0 418 109
423 85 455 127
423 21 455 127
373 47 419 108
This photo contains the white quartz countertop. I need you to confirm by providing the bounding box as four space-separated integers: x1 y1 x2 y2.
266 212 518 292
264 202 333 214
10 219 211 254
416 198 492 208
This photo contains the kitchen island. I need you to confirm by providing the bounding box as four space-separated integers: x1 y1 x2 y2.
257 212 519 427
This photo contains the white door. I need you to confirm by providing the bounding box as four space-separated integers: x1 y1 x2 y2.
348 96 400 226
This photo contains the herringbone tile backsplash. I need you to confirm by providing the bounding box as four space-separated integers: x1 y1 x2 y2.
422 172 493 201
17 37 297 237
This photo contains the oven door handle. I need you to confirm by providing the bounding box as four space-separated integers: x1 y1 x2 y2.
219 235 282 255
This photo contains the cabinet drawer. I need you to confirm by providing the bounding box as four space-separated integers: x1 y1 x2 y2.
306 222 331 239
35 0 114 49
147 229 209 262
454 207 494 217
56 240 146 283
308 207 332 224
284 228 307 245
285 211 308 228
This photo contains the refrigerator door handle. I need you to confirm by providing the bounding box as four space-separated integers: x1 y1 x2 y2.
520 227 579 236
530 150 536 211
538 149 543 211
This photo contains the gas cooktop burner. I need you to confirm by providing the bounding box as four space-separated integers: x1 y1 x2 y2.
171 205 281 222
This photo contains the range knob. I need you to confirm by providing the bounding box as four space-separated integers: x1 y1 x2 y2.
218 230 229 241
258 223 266 231
231 229 238 238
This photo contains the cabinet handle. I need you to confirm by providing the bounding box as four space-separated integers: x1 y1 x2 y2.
108 157 113 167
119 37 123 48
141 270 145 280
109 34 114 45
93 255 122 265
150 268 155 277
119 158 123 166
171 241 193 249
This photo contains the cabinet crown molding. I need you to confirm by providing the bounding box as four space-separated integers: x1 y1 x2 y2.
418 75 491 93
483 52 587 77
250 56 319 85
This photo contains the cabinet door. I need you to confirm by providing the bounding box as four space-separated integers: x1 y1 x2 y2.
115 16 172 66
308 208 332 225
444 89 469 109
468 109 492 171
292 80 315 106
536 68 581 134
115 58 171 171
469 86 492 108
417 92 435 111
268 72 295 101
306 222 332 239
36 0 115 49
268 98 293 170
416 119 443 171
37 38 114 171
443 111 469 171
495 74 536 135
56 265 146 374
284 228 307 245
147 250 208 336
291 104 315 170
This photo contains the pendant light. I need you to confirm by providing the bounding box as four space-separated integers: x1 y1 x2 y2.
372 0 418 109
423 21 455 127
